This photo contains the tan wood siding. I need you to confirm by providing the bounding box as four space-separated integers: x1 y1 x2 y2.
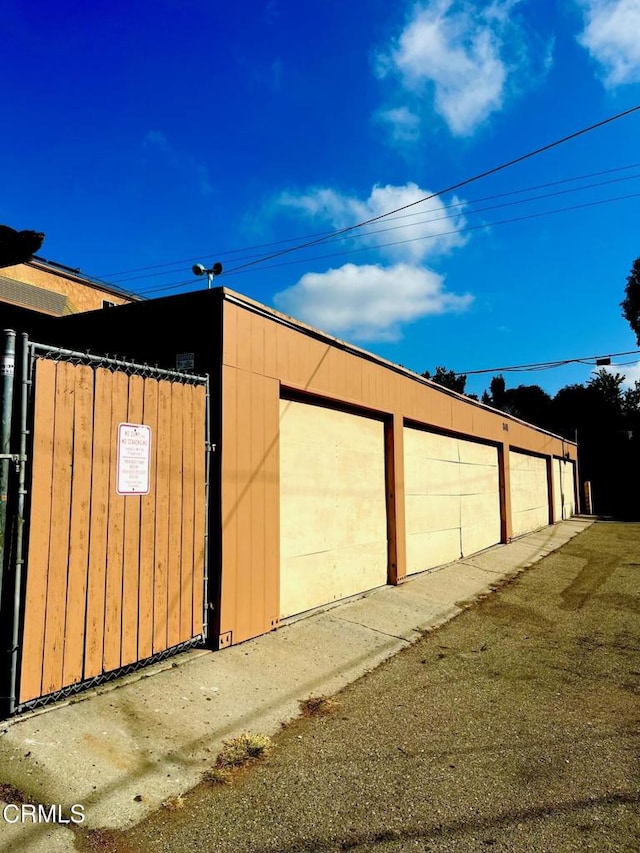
219 365 280 645
19 361 206 704
218 296 577 646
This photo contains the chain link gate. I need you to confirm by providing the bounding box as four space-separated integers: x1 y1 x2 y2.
1 333 210 715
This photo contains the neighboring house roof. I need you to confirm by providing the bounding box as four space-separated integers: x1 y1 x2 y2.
0 274 77 316
29 256 140 303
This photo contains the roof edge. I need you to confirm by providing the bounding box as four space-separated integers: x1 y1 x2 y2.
218 286 577 448
28 257 141 301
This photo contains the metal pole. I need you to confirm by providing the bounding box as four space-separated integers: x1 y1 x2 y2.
0 329 16 606
203 375 212 641
9 334 30 715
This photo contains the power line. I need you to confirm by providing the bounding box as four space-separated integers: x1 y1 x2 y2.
132 189 640 295
212 190 640 276
454 350 640 376
96 160 640 283
222 104 640 276
103 169 640 287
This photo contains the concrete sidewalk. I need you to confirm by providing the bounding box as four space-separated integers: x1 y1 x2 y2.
0 518 593 852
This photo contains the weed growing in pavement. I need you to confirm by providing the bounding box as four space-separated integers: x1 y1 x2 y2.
299 695 340 717
202 767 232 786
215 732 273 768
161 795 185 811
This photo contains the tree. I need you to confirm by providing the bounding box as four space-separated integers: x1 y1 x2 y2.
587 368 625 411
506 384 553 428
482 375 508 410
481 376 552 426
422 365 467 394
621 255 640 345
623 380 640 419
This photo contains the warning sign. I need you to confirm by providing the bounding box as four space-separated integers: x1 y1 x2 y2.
116 423 151 495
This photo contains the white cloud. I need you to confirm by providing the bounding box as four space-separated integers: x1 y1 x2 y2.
576 0 640 86
378 0 515 136
277 182 467 263
273 262 473 341
612 361 640 387
375 106 421 142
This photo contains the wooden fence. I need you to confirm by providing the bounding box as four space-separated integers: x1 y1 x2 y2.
16 352 208 706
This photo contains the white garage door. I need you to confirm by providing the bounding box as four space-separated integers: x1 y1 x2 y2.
510 450 549 537
279 400 388 619
553 458 576 521
404 429 501 575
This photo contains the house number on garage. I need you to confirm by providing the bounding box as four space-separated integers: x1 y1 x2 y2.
117 423 151 495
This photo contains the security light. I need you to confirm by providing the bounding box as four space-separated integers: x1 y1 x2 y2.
191 261 223 288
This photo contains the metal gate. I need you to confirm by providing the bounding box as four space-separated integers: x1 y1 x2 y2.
1 334 209 714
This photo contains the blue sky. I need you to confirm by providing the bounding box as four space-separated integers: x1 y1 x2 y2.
2 0 639 398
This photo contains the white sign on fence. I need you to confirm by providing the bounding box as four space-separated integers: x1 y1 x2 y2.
117 423 151 495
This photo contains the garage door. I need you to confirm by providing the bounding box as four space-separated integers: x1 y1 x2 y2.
279 400 388 619
553 458 576 521
404 429 501 575
510 450 549 537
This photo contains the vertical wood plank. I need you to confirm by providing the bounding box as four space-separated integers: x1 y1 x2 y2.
19 359 57 702
235 368 252 640
250 312 264 375
103 371 129 672
192 384 206 637
120 374 143 666
84 368 112 679
250 373 265 630
167 382 184 648
222 301 237 367
138 378 158 660
41 361 75 695
62 364 93 687
153 380 171 653
179 384 195 642
385 413 407 585
547 456 556 524
220 367 238 641
499 443 512 543
263 378 280 628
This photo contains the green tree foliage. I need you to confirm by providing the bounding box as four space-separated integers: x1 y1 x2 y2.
621 255 640 345
481 375 552 427
479 368 639 519
420 359 639 516
422 365 467 395
623 380 640 418
481 375 507 409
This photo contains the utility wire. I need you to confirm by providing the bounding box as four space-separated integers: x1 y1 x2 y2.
109 169 640 286
221 104 640 276
454 350 640 376
133 189 640 295
95 151 640 283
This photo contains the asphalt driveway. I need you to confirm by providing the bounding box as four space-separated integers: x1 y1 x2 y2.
77 521 640 853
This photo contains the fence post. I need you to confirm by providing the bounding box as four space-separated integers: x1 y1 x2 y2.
0 329 16 605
